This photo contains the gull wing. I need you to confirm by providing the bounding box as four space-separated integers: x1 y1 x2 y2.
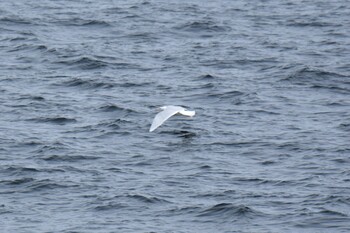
149 106 183 132
179 110 195 117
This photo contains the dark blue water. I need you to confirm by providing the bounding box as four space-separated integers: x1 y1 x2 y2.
1 0 350 232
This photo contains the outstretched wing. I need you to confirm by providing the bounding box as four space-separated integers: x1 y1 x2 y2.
149 106 183 132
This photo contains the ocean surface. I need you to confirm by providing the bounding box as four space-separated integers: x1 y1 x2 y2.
1 0 350 232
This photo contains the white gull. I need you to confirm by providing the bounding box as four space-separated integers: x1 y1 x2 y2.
149 105 195 132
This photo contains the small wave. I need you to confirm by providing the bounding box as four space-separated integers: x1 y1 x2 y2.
98 104 135 114
287 19 340 28
3 166 39 176
176 21 229 33
39 154 100 162
94 203 128 211
56 18 111 27
121 14 142 20
319 208 348 217
27 116 77 125
58 77 114 89
98 104 127 112
103 7 129 15
32 142 70 154
209 90 246 99
199 83 215 89
234 177 266 183
127 194 170 204
338 123 350 132
206 140 260 147
103 120 124 130
0 16 32 25
70 119 130 135
56 55 139 71
28 95 45 101
0 205 11 214
124 32 159 41
331 157 350 164
93 194 169 211
197 74 217 80
168 206 202 215
282 66 350 92
198 203 260 218
323 195 350 205
117 81 153 88
260 160 277 165
1 178 35 185
7 43 48 53
27 179 78 192
294 207 349 229
10 31 39 42
192 74 218 89
56 56 109 70
203 90 252 105
254 109 281 116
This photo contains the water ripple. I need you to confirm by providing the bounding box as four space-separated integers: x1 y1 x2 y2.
1 0 350 232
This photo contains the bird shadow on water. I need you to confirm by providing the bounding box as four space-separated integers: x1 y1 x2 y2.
172 130 197 138
158 129 201 150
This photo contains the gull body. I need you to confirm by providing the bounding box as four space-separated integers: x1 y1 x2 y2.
149 105 195 132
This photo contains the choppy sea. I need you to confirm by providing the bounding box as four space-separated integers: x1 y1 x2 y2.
1 0 350 232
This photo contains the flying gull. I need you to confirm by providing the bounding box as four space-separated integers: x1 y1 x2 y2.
149 105 195 132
